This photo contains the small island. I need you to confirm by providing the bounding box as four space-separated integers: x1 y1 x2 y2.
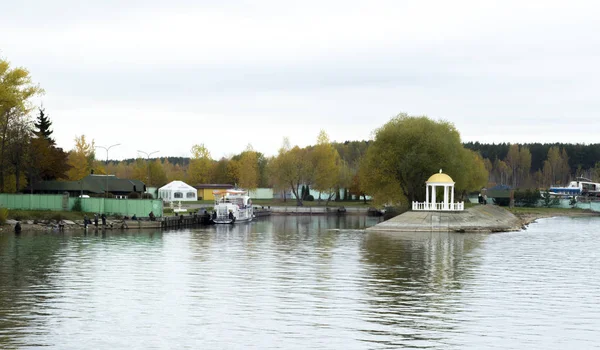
367 170 600 233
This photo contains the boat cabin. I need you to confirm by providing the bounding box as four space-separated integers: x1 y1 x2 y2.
549 177 600 196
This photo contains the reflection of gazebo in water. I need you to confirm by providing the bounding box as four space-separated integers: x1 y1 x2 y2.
412 169 464 211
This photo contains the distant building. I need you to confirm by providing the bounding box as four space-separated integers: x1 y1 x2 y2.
26 174 146 198
158 181 198 202
249 188 274 199
194 184 234 201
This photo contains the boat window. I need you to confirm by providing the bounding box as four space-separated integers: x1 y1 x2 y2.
174 192 183 198
186 192 195 198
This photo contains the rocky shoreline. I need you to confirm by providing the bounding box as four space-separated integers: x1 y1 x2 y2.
1 218 131 233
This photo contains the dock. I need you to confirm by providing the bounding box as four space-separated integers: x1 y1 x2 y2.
160 214 213 229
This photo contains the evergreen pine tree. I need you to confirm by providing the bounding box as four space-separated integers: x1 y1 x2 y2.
34 107 54 144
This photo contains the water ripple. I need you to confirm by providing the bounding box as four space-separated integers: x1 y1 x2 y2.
1 216 600 349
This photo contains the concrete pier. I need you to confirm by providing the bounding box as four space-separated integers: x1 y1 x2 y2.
366 205 523 233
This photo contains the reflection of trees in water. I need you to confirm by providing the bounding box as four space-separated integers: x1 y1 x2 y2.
259 217 351 299
0 232 63 347
0 230 166 348
268 216 350 256
359 231 486 346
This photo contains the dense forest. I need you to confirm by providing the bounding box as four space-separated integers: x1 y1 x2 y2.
464 142 600 188
464 142 600 174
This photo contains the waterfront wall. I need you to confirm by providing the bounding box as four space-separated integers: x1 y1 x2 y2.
535 198 599 212
0 194 163 217
573 200 600 212
249 188 274 199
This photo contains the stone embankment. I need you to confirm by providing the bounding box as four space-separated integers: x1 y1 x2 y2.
2 219 157 232
366 205 524 233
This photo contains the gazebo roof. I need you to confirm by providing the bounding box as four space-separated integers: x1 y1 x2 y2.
427 170 454 184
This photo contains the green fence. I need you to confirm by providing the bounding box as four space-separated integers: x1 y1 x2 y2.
0 194 163 217
0 194 65 211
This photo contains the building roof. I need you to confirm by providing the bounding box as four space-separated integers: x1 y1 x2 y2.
194 184 234 189
30 180 105 194
84 175 145 193
427 169 455 184
159 180 197 192
488 184 511 191
28 175 146 194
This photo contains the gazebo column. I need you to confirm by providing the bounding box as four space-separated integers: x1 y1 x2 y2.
431 185 436 209
426 185 429 207
451 185 455 210
443 185 448 210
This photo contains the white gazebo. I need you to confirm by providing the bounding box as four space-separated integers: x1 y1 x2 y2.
158 181 198 202
412 169 464 211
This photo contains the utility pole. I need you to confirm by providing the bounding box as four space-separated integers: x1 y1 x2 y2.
137 150 159 193
96 144 121 211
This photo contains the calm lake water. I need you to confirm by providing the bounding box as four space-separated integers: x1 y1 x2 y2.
1 215 600 349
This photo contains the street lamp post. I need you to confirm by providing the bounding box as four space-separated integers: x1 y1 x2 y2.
96 144 121 203
137 150 159 194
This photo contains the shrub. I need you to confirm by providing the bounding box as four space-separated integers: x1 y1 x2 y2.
306 195 314 201
141 193 153 199
514 189 541 207
0 207 8 225
569 197 577 207
72 198 82 212
541 190 560 208
492 197 510 206
128 192 140 199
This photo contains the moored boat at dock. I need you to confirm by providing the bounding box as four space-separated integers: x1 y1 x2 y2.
548 177 600 198
212 189 254 224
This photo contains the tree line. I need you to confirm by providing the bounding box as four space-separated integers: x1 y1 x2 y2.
464 142 600 188
4 56 598 206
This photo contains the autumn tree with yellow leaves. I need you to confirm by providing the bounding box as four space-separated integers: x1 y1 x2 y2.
66 135 96 180
188 144 213 185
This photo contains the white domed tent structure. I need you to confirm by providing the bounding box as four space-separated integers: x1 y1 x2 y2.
158 181 198 202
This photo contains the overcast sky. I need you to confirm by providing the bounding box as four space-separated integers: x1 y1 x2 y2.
1 0 598 160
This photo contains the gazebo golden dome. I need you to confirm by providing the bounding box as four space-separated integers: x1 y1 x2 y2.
427 170 454 184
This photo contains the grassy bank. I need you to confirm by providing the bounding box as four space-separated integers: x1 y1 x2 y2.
507 207 597 216
507 206 600 225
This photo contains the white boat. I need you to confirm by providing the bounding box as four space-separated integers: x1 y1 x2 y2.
549 177 600 198
212 189 254 224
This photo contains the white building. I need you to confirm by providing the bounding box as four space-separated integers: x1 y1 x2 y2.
158 181 198 202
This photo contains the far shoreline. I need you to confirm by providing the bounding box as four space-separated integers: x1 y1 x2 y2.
2 206 599 234
509 207 600 227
